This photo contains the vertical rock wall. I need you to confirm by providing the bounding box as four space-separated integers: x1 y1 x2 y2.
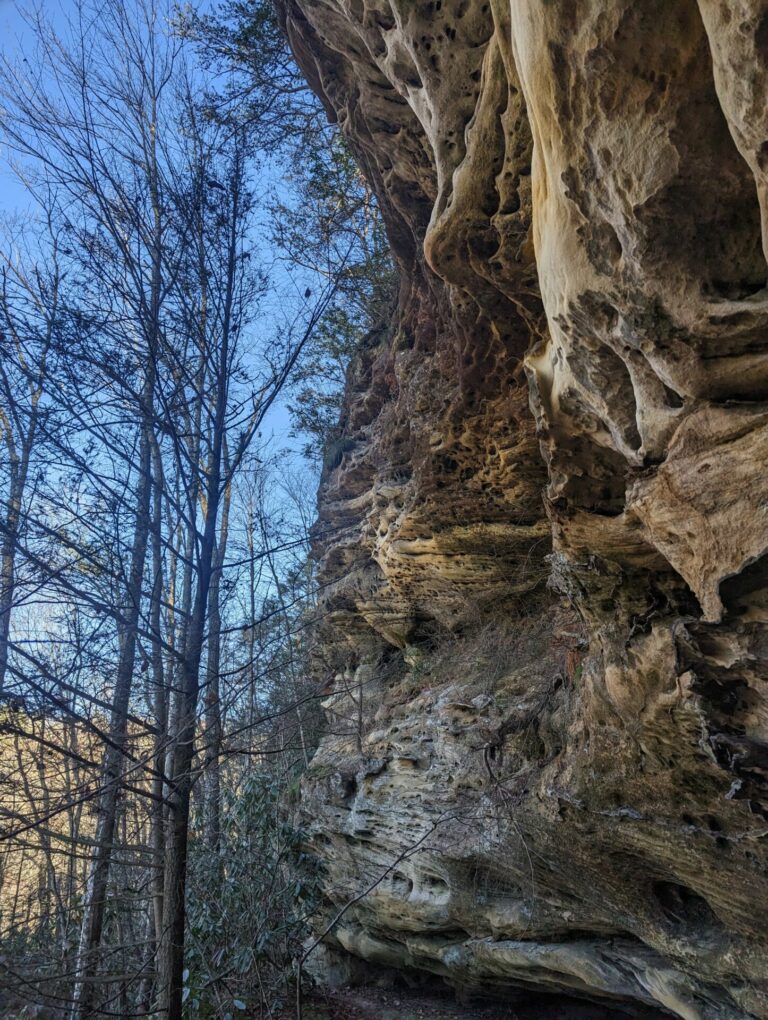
279 2 768 1016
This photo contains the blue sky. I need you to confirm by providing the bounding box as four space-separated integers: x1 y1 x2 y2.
0 0 320 472
0 0 39 214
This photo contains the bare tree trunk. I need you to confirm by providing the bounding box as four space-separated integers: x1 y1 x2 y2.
149 437 168 957
247 499 259 735
0 340 50 696
157 337 230 1015
260 512 310 767
72 374 155 1019
156 145 240 1018
203 477 230 858
0 474 23 697
157 581 209 1020
73 71 166 1004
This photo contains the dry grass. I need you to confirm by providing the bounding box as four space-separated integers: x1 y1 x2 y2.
403 604 584 704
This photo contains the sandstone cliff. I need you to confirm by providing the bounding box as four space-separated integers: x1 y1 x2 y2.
279 2 768 1016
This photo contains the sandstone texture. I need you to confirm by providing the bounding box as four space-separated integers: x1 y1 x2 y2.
278 2 768 1016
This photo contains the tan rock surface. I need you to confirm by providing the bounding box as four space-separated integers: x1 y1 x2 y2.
278 1 768 1016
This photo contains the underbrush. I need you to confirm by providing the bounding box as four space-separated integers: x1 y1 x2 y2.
184 769 322 1020
392 605 582 706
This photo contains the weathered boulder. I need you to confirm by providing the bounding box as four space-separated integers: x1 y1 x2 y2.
279 1 768 1016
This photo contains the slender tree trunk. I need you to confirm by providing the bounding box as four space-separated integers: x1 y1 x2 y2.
203 479 230 857
0 527 18 698
203 565 222 853
0 253 55 697
0 462 28 696
261 520 310 767
156 158 239 1016
72 376 155 1019
71 43 167 1011
247 501 258 735
157 530 216 1019
149 438 168 957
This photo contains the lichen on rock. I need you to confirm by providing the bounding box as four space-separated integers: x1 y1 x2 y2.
278 1 768 1016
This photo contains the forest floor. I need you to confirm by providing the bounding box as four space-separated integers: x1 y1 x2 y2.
292 986 651 1019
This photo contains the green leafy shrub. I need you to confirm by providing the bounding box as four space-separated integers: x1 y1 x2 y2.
185 770 321 1019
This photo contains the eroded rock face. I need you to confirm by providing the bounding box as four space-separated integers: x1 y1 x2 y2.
278 1 768 1016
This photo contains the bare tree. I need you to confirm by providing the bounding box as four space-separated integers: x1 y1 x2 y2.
0 3 371 1017
0 209 61 696
0 3 175 1013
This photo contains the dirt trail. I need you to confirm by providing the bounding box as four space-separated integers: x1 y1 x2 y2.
293 986 657 1019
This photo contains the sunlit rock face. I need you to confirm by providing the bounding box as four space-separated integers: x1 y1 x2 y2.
279 1 768 1016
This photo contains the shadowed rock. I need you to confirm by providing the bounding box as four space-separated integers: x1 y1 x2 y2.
278 1 768 1016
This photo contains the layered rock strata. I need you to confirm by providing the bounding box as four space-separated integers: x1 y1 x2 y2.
279 1 768 1016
